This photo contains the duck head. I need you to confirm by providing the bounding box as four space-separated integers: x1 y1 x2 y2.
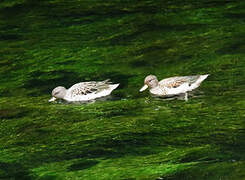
49 86 67 102
139 75 159 92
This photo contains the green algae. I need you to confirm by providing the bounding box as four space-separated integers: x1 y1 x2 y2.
0 0 245 179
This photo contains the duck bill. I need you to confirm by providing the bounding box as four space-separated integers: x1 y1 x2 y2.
139 84 148 92
48 97 57 102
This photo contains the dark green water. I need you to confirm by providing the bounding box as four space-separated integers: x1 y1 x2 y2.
0 0 245 179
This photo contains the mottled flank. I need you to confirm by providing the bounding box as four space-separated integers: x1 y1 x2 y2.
0 0 245 179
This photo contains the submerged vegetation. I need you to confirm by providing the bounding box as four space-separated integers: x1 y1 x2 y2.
0 0 245 179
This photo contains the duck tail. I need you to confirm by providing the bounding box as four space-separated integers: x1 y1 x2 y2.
198 74 209 82
110 83 120 90
190 74 209 90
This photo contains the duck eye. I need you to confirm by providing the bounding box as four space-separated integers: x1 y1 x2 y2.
54 91 59 95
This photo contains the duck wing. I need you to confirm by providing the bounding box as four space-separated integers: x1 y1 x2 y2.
159 76 200 88
69 79 112 96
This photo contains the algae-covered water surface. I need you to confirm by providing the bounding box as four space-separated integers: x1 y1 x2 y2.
0 0 245 179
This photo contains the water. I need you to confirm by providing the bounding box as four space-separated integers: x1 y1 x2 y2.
0 0 245 179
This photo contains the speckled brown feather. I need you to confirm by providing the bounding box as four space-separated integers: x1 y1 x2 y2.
69 79 112 98
159 76 200 88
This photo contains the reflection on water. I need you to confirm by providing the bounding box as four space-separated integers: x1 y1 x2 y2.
0 0 245 179
52 95 120 105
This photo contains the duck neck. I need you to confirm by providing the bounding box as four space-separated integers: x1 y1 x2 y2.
149 80 158 89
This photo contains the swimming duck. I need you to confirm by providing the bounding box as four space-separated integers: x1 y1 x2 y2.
140 74 209 100
49 79 119 102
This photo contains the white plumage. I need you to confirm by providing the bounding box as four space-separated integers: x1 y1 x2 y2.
49 80 119 102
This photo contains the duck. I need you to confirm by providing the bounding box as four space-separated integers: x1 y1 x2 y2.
49 79 119 102
139 74 209 100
